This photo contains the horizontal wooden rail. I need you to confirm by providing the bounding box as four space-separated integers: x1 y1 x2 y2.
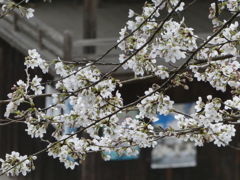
12 11 64 45
73 38 117 47
0 10 120 64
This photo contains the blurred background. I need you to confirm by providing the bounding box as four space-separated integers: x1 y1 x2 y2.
0 0 239 180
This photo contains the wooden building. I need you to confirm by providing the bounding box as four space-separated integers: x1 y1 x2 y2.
0 0 240 180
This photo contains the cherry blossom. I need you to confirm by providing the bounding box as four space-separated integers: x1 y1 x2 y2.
2 0 240 176
0 152 36 176
25 8 34 19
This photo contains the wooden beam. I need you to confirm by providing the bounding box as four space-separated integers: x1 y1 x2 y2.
83 0 98 54
63 30 72 61
13 12 19 31
74 38 116 47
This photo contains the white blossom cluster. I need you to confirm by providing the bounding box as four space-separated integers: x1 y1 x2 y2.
224 96 240 110
48 61 124 139
47 117 157 169
209 1 240 26
118 117 157 148
137 88 174 121
1 0 34 19
190 60 240 92
4 50 47 138
3 0 240 176
25 111 48 138
219 0 240 15
118 0 198 77
4 79 26 118
188 19 240 92
25 49 49 74
4 78 41 117
0 151 36 176
100 117 157 150
176 95 236 147
47 135 83 169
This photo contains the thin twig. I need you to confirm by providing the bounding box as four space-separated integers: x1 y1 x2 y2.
0 0 25 19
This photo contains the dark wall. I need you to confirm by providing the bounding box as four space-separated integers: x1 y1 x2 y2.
0 38 82 180
120 76 240 180
0 37 240 180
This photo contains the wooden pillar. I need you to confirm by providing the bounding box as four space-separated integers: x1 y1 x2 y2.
63 30 72 61
83 0 97 54
13 12 19 31
82 1 98 176
38 28 43 49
